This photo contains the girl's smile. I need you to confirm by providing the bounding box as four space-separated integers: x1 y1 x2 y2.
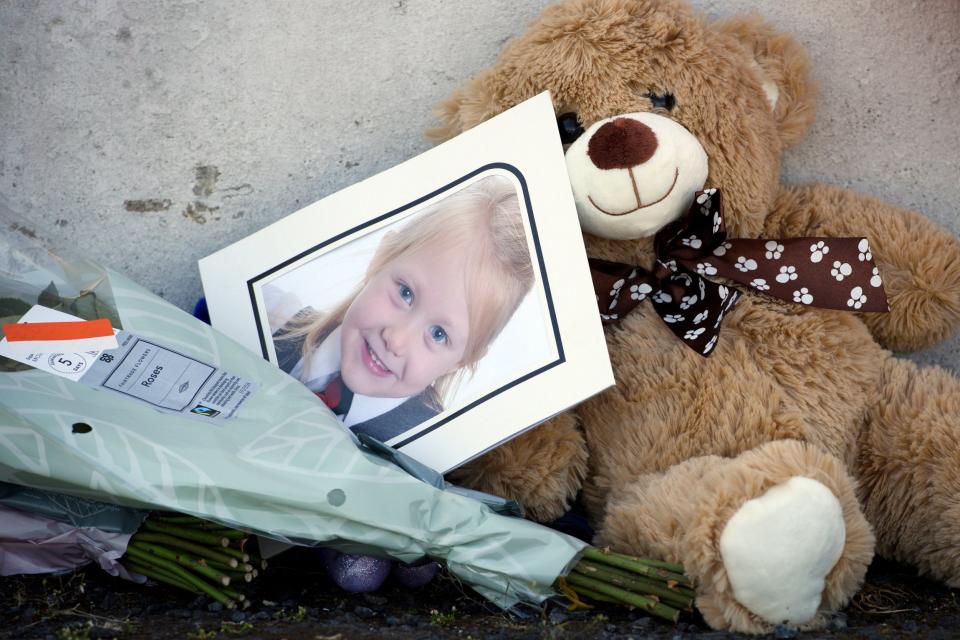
361 338 394 378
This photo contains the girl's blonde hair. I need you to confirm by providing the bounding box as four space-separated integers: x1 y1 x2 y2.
279 174 534 408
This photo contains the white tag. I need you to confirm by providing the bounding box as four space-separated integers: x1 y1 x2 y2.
1 305 257 423
0 306 116 381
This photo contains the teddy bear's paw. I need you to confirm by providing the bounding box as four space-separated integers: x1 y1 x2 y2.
680 441 874 633
719 476 845 627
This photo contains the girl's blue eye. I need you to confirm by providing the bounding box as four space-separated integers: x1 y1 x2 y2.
429 325 448 344
398 284 414 305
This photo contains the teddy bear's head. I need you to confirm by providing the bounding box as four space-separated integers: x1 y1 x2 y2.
432 0 815 257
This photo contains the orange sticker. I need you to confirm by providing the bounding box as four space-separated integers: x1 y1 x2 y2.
2 318 114 342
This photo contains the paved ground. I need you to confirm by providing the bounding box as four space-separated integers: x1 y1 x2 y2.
3 549 960 640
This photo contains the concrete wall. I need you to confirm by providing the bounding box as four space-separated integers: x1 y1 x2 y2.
2 0 959 368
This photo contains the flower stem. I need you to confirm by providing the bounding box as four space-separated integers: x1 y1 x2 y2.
141 519 229 547
565 572 680 623
129 541 231 586
573 560 693 610
133 532 239 567
218 546 251 563
566 584 619 605
124 558 200 594
124 545 234 608
582 547 692 588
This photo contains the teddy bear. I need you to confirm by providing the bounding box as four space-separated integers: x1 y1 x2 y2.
429 0 960 632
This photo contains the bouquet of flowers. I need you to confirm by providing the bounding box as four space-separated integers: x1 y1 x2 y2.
0 220 693 621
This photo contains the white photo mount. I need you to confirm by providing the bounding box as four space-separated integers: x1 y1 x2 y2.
200 92 613 473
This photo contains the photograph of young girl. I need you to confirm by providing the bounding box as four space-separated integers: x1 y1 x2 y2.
261 174 557 445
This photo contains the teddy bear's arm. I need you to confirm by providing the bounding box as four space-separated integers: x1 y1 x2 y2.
764 183 960 352
446 411 587 523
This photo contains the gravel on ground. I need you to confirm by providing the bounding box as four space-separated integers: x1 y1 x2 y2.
3 548 960 640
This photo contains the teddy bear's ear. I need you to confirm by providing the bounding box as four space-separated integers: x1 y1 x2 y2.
426 69 504 143
712 13 816 148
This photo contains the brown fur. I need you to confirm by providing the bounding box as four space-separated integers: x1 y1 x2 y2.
434 0 960 632
447 412 587 522
857 357 960 586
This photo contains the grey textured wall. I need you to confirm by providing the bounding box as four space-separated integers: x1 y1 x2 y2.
2 0 959 368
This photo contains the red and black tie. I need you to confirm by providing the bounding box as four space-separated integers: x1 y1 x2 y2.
316 374 353 417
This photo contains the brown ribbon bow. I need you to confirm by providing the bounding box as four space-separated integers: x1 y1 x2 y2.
591 189 890 356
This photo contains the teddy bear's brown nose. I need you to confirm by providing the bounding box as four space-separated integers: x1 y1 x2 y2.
587 118 659 170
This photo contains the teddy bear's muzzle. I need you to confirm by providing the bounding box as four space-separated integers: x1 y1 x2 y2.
566 112 709 240
587 118 658 169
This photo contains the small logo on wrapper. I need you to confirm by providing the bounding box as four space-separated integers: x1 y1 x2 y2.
47 353 88 374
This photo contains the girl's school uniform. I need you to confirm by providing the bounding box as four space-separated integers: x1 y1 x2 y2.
273 314 439 443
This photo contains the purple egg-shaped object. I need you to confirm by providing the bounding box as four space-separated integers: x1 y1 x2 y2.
324 551 393 593
392 558 440 589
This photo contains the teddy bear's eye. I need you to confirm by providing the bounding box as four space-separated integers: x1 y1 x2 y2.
647 92 676 111
557 112 585 144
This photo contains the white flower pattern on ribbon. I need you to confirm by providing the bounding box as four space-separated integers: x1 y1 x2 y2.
810 241 830 263
703 334 719 354
713 242 732 257
592 189 888 357
793 287 813 304
609 278 625 297
847 286 867 309
713 294 736 329
630 283 652 300
830 261 853 281
776 265 798 283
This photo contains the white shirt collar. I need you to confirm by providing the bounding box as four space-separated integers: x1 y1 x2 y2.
295 325 407 427
342 393 406 428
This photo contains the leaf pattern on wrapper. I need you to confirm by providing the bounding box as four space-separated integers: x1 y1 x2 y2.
3 400 230 517
0 426 50 476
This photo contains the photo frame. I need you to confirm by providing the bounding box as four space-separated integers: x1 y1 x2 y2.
200 93 612 472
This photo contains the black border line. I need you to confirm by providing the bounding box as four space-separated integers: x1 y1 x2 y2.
246 162 565 447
